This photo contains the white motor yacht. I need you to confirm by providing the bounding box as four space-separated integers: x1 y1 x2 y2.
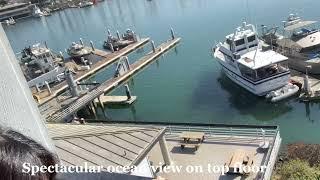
213 22 291 96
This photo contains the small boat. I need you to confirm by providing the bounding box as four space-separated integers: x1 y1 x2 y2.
265 83 299 102
213 22 291 96
4 17 16 25
20 43 63 83
103 29 137 50
79 1 94 8
33 6 44 17
67 42 92 58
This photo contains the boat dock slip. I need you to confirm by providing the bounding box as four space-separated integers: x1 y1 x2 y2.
35 38 149 105
44 37 181 122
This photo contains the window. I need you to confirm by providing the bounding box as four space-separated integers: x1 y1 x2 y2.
238 63 256 81
247 35 256 42
235 39 245 46
256 62 289 80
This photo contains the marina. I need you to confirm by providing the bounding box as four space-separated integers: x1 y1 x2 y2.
33 37 150 104
42 37 181 122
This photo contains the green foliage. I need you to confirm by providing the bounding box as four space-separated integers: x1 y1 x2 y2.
275 159 320 180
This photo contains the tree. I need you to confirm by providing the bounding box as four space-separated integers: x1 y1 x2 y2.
274 159 320 180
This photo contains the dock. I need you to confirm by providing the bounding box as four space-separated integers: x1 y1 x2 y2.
44 37 181 122
290 70 320 100
34 38 150 105
94 96 137 105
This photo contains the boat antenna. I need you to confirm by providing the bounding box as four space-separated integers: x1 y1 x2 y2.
246 0 252 23
253 41 260 67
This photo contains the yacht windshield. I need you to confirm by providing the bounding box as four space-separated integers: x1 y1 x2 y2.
238 61 289 81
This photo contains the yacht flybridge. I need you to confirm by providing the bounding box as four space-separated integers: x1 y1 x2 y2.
213 22 291 96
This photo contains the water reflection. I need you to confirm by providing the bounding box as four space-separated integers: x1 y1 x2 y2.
217 72 293 121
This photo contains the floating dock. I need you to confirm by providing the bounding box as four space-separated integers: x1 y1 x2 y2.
290 70 320 100
34 38 150 105
94 96 137 105
44 37 181 122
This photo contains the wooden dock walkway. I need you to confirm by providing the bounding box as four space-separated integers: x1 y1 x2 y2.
45 38 181 122
36 38 149 105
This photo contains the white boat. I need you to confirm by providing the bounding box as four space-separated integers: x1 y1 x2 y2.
213 22 291 96
280 14 320 52
79 1 94 8
261 14 320 74
265 83 299 102
20 43 63 82
33 6 44 17
67 42 92 58
4 17 16 25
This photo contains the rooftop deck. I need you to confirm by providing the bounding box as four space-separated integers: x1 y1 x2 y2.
149 125 280 180
47 123 281 180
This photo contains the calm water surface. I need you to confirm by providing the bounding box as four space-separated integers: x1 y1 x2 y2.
4 0 320 144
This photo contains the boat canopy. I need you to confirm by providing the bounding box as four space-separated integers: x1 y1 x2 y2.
284 20 317 31
237 49 288 70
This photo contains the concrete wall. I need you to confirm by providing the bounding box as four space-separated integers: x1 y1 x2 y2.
0 24 55 153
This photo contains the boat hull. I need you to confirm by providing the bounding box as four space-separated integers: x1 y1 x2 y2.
218 61 290 96
288 57 320 74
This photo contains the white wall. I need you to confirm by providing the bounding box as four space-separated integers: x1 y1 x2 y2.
0 25 56 153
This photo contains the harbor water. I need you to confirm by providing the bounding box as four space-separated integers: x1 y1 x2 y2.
4 0 320 144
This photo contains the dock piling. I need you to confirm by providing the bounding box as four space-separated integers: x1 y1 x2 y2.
45 81 52 94
116 30 121 40
90 41 95 51
124 56 130 70
80 38 84 46
109 43 114 53
59 51 64 61
35 84 41 92
170 28 175 40
65 70 80 97
151 40 156 53
124 84 132 100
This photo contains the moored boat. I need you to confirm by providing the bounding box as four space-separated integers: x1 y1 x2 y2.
261 14 320 74
67 42 92 58
265 83 299 102
103 29 138 51
4 17 16 25
213 22 291 96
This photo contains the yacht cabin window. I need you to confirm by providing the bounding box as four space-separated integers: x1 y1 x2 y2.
235 39 245 46
238 61 289 81
247 35 256 42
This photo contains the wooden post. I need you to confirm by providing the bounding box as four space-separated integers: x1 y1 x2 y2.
98 96 108 120
90 101 97 118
